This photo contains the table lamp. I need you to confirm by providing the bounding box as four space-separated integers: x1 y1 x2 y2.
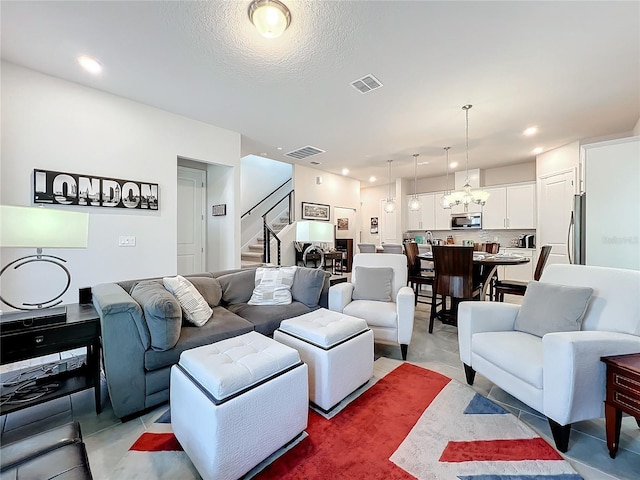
0 205 89 311
296 221 335 266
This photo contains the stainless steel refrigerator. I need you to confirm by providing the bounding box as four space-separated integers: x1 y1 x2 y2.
570 137 639 270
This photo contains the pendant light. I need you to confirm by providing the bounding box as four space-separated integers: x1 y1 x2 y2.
384 159 396 213
439 147 453 209
408 154 421 211
448 104 490 211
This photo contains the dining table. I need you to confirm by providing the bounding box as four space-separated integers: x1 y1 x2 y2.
418 250 531 301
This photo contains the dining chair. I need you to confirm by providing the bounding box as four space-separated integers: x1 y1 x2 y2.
494 245 552 301
429 246 481 333
381 243 403 254
404 242 435 305
357 243 376 253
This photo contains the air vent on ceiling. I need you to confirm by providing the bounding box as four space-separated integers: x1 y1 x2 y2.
350 74 383 94
285 145 325 160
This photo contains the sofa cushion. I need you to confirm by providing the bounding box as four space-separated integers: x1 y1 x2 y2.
472 331 544 389
248 266 297 306
144 306 254 371
163 275 213 327
227 301 314 335
131 281 182 351
218 268 256 305
291 267 326 307
352 266 393 302
188 276 223 307
514 281 594 338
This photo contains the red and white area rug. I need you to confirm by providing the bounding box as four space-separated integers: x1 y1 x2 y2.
111 360 582 479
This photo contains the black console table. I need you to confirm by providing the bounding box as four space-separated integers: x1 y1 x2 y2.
0 304 102 415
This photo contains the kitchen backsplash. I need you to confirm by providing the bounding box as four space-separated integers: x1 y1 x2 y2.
404 229 537 248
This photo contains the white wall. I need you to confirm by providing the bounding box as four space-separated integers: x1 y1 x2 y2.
240 155 292 214
634 117 640 136
536 141 580 180
0 62 241 311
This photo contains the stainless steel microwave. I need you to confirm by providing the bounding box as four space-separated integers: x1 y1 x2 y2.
451 213 482 230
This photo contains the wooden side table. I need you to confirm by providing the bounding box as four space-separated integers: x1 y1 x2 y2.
600 353 640 458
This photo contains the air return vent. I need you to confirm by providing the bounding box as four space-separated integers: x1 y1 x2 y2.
285 145 325 160
350 74 383 94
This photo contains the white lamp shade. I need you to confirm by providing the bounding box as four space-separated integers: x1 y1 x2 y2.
296 221 334 243
1 205 89 248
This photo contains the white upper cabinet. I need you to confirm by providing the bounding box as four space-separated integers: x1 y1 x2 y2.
406 195 422 230
482 183 536 229
434 195 452 230
451 201 483 215
420 194 436 230
406 193 450 231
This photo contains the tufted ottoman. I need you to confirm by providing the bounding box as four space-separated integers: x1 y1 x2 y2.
170 331 308 480
274 308 374 412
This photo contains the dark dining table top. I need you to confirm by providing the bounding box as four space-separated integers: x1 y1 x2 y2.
419 251 531 266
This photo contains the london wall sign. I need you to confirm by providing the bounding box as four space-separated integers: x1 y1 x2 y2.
33 169 158 210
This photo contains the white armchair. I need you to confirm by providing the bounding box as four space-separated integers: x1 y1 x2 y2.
329 253 415 360
458 264 640 452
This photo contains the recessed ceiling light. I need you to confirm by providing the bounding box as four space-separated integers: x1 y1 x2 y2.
417 161 429 166
77 55 102 74
449 161 458 169
342 168 349 175
523 126 538 136
532 147 544 155
277 147 283 151
369 176 376 182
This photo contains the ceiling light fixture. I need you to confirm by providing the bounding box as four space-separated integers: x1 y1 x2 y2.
248 0 291 38
523 126 538 136
369 176 376 183
439 147 454 209
532 147 544 155
408 154 421 212
342 168 349 175
384 160 396 213
442 105 490 211
77 55 102 74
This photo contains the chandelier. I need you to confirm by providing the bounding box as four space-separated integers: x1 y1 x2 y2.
408 154 421 211
384 159 396 213
441 105 490 211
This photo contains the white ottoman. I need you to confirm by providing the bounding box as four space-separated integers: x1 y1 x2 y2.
170 331 308 480
274 308 374 412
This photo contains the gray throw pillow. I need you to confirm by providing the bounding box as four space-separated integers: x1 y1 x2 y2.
188 276 223 307
218 268 256 305
291 267 327 307
514 281 594 338
131 281 182 351
352 266 394 302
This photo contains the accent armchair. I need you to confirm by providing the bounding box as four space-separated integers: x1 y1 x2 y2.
458 264 640 452
328 253 415 360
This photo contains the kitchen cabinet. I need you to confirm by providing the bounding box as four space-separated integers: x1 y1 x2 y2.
405 194 436 230
451 201 483 215
434 194 452 230
498 248 534 282
482 183 536 229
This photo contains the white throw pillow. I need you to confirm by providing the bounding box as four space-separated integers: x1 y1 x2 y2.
248 266 297 305
163 275 213 327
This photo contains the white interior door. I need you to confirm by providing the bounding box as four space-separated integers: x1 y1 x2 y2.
177 166 206 274
538 170 575 266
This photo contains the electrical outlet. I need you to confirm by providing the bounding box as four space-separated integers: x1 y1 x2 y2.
118 235 136 247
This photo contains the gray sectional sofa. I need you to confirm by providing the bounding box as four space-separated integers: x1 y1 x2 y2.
92 266 328 419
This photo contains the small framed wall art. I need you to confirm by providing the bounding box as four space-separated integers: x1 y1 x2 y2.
212 204 227 216
301 202 330 221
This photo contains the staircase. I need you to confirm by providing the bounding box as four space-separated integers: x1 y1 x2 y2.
241 215 290 267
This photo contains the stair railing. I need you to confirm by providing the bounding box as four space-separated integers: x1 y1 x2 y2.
262 190 294 265
241 179 291 219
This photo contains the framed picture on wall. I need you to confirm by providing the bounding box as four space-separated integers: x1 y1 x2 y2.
337 218 348 230
301 202 330 221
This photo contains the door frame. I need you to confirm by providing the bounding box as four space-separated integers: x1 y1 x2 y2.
177 165 207 274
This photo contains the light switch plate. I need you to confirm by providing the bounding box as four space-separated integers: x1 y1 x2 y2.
118 235 136 247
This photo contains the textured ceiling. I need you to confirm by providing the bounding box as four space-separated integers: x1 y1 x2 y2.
1 1 639 186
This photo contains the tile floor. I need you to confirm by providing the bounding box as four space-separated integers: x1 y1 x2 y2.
1 302 639 479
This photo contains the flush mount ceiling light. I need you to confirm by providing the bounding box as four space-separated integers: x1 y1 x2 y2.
77 55 102 74
248 0 291 38
408 154 421 212
384 159 396 213
523 126 538 136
